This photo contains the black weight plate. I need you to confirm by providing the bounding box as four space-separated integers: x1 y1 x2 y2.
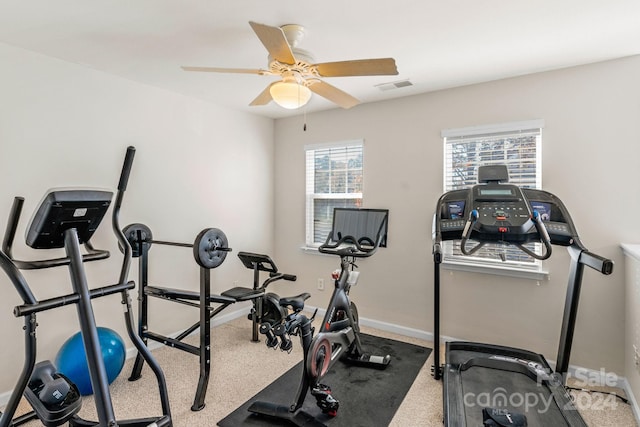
193 228 229 269
261 292 287 325
121 223 152 257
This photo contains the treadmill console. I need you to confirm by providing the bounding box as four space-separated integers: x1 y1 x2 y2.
435 173 577 247
469 183 535 243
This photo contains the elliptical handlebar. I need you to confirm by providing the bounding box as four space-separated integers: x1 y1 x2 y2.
113 146 136 284
117 146 136 192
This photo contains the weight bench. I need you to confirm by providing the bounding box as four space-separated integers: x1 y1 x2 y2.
122 224 293 411
223 251 297 342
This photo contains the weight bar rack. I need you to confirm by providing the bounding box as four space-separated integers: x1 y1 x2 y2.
123 223 235 411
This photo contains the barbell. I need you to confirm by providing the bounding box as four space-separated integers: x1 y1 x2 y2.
121 223 231 269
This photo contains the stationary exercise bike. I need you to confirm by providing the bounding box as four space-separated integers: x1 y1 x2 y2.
248 208 391 427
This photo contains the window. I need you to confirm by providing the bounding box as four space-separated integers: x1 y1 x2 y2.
441 119 545 278
305 140 363 247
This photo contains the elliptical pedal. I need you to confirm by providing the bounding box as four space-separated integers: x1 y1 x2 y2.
23 361 82 427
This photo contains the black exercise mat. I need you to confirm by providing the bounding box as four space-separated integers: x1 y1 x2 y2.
218 333 431 427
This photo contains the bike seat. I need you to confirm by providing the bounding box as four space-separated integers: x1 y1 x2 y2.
279 293 311 311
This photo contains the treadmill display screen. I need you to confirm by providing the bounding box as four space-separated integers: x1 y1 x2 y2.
479 188 514 196
530 202 551 221
447 201 465 219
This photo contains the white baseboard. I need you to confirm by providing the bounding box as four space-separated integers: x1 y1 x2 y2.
621 377 640 425
302 305 444 343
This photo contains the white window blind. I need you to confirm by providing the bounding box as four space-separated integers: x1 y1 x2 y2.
305 140 363 247
441 120 544 274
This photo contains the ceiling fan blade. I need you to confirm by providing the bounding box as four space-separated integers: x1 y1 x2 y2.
181 66 268 75
313 58 398 77
308 80 360 109
249 82 276 106
249 21 296 65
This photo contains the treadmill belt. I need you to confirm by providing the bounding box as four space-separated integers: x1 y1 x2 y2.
460 367 569 426
443 343 587 427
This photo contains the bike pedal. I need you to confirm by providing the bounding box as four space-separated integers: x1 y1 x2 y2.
311 383 332 394
311 384 339 413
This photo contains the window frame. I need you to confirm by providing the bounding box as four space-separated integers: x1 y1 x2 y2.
440 119 548 280
304 140 364 249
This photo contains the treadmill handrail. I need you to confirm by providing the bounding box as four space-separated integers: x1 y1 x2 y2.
579 249 614 275
459 209 486 256
515 210 553 260
0 250 37 305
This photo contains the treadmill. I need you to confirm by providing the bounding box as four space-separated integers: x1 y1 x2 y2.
432 165 613 427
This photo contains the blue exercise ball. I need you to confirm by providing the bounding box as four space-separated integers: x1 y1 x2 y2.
54 327 126 396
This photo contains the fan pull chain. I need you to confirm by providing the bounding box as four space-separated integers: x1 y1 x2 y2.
303 107 307 131
297 80 308 131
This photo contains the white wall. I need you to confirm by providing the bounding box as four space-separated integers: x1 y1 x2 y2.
273 55 640 375
0 43 274 395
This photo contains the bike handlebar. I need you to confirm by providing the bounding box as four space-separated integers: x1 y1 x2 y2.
318 234 381 258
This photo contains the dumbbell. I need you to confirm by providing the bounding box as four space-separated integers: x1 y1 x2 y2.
273 323 293 352
30 361 71 405
259 323 279 349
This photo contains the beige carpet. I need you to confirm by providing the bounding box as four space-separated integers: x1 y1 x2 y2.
6 316 637 426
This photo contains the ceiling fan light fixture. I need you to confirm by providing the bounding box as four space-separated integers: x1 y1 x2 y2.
270 81 312 109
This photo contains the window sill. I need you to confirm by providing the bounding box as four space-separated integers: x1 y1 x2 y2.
303 248 549 280
442 260 549 281
300 245 335 257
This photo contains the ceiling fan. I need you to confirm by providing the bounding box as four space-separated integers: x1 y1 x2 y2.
181 21 399 110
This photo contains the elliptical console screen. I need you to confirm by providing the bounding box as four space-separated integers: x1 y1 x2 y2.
447 201 465 219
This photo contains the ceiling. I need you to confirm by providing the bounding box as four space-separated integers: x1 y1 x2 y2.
1 1 639 119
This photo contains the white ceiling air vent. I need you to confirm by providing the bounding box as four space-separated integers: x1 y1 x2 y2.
375 79 413 91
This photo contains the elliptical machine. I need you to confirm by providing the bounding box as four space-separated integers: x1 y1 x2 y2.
0 147 172 427
248 208 391 426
